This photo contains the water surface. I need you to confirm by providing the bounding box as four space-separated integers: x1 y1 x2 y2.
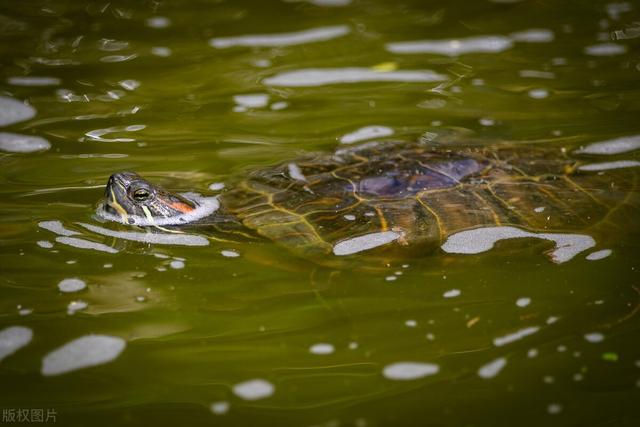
1 0 640 426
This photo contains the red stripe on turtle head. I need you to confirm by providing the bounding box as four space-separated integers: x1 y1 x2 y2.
170 201 195 213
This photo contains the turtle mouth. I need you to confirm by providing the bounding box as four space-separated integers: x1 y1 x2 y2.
98 199 129 224
103 202 119 216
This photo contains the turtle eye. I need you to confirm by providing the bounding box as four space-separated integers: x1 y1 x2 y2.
133 188 151 201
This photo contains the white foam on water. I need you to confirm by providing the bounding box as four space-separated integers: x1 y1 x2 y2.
509 28 555 43
586 249 612 260
333 231 400 256
233 93 269 109
340 125 394 144
41 335 126 376
578 160 640 171
441 226 596 264
37 240 54 248
96 194 219 227
232 379 275 400
584 43 627 56
58 278 86 293
0 326 33 362
584 332 605 343
210 401 230 415
343 214 356 221
264 68 447 87
443 289 461 298
209 25 349 48
575 135 640 155
309 343 335 355
478 357 507 379
0 96 36 126
7 76 60 86
386 35 513 56
516 297 531 307
78 223 209 247
221 249 240 257
38 220 78 237
0 132 51 153
493 326 540 347
67 300 88 315
382 362 439 380
405 319 417 327
287 163 307 181
55 236 119 253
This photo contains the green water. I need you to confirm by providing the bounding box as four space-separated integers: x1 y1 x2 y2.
1 0 640 425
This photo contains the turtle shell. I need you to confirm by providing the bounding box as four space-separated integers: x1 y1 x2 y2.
219 141 638 256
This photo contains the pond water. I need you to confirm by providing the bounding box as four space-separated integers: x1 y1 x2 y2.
1 0 640 425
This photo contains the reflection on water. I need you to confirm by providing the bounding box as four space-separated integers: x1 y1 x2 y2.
0 96 36 126
0 132 50 153
382 361 439 380
1 0 640 425
441 226 597 264
576 135 640 154
578 159 640 171
41 335 126 376
263 67 447 87
7 76 60 86
209 25 350 48
0 326 33 362
386 35 514 55
340 125 394 144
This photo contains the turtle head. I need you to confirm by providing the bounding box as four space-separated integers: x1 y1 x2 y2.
102 171 197 225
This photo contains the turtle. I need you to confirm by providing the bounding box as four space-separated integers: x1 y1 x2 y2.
100 140 639 261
